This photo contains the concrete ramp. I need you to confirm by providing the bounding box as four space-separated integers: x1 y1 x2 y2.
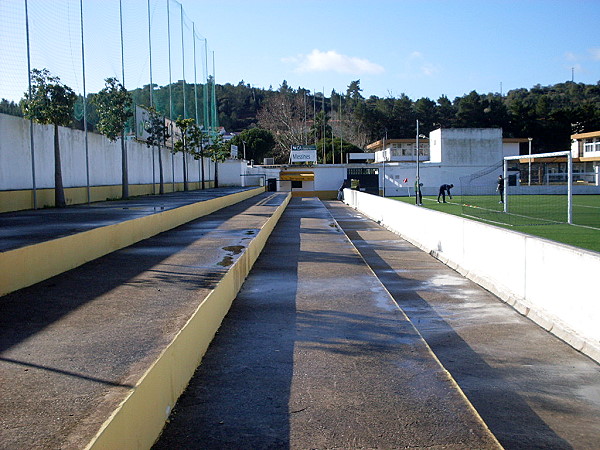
0 191 289 449
153 197 500 448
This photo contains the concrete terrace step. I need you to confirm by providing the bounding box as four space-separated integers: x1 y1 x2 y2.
153 197 501 449
324 200 600 449
0 187 264 297
0 191 290 449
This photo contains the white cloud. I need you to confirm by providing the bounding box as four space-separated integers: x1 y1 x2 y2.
283 49 384 75
407 51 439 76
565 51 578 62
589 48 600 61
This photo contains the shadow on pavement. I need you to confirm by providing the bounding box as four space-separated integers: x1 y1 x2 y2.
332 208 572 450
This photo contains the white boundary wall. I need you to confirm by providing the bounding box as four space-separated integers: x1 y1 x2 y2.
343 189 600 363
0 113 215 190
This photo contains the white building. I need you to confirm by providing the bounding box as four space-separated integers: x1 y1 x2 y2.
241 128 528 198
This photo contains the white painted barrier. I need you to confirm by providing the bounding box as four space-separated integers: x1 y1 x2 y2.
343 189 600 363
0 113 213 190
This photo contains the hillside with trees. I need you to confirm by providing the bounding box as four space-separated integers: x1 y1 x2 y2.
4 78 600 164
134 78 600 162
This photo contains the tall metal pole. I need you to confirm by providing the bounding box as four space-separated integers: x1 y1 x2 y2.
322 87 325 164
416 120 420 204
147 0 153 108
192 24 199 125
528 137 532 185
331 127 335 165
313 89 316 145
193 23 201 190
167 0 175 192
80 0 90 204
567 151 573 224
25 0 37 209
180 4 188 189
382 135 386 197
339 95 343 165
203 39 209 132
180 4 186 120
211 51 217 130
304 92 307 145
119 0 128 199
503 158 508 213
147 0 155 194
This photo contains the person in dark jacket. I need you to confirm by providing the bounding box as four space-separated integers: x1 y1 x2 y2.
437 183 453 203
497 175 504 203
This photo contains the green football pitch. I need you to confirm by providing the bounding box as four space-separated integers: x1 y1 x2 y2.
391 195 600 254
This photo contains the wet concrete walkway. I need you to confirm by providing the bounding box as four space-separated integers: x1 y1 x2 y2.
0 187 255 252
2 193 598 448
153 197 500 449
324 200 600 449
0 191 288 449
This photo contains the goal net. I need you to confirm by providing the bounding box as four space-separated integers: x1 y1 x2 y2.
460 151 573 226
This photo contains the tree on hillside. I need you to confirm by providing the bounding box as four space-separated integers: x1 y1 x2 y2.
21 68 77 208
436 95 457 128
413 97 438 133
346 80 364 101
229 128 276 164
144 106 170 194
257 92 308 163
92 77 133 199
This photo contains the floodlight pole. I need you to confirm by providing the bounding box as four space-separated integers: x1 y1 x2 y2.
25 0 37 209
503 159 508 213
528 137 532 185
416 120 420 204
382 134 386 197
567 151 572 224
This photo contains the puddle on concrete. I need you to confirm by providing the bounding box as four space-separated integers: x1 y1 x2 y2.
217 245 246 266
217 256 234 267
222 245 244 255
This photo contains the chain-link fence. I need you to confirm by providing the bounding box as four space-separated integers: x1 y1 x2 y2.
1 0 216 131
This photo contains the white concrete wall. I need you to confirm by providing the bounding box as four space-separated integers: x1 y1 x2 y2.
343 189 600 363
0 113 214 191
219 159 248 186
244 165 347 192
430 128 504 166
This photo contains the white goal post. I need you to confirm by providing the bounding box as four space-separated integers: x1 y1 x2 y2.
503 151 573 224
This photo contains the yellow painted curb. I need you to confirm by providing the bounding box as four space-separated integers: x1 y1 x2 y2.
0 182 219 213
84 192 291 450
0 187 264 297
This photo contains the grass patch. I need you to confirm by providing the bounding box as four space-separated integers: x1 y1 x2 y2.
391 195 600 254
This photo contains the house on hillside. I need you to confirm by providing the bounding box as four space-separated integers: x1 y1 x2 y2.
571 131 600 184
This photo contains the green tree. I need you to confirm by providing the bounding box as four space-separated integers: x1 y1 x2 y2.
346 80 364 101
144 106 170 194
413 97 438 133
229 128 276 164
173 117 202 191
21 68 77 208
92 77 133 199
205 133 229 188
436 95 457 128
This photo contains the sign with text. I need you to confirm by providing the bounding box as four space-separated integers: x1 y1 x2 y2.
231 144 238 158
290 145 317 163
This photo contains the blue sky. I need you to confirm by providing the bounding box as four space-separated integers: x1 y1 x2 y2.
1 0 599 102
189 0 599 99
